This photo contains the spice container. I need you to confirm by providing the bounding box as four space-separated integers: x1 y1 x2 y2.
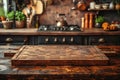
84 13 89 29
81 17 84 31
89 13 94 29
90 1 96 9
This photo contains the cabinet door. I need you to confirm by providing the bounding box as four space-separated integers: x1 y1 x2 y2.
0 36 28 45
31 36 84 45
88 35 120 45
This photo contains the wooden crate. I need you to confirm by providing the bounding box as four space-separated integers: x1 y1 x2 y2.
12 45 109 66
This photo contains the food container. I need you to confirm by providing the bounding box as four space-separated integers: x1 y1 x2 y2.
95 4 101 9
102 4 109 9
90 1 96 9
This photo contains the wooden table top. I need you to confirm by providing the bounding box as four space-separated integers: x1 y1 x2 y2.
0 45 120 79
12 45 109 66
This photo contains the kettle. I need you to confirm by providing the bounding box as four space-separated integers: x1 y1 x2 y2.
56 14 68 27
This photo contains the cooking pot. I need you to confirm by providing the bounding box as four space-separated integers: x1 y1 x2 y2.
56 14 68 27
77 0 87 11
56 17 68 27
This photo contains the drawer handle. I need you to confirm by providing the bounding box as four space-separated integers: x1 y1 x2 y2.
54 37 57 42
62 37 66 42
98 38 105 43
70 37 74 42
23 37 28 44
45 38 49 42
6 38 13 45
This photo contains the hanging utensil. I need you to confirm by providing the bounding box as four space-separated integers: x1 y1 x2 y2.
35 0 44 14
77 0 87 11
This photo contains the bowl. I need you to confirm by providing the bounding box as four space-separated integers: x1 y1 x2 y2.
102 4 109 9
95 4 101 9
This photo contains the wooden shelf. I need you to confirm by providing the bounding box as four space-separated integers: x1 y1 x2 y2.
88 8 115 11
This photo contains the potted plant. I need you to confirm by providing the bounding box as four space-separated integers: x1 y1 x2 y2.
15 11 25 28
2 11 14 29
95 16 104 28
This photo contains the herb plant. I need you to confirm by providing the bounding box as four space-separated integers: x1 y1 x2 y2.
6 11 25 21
95 16 104 23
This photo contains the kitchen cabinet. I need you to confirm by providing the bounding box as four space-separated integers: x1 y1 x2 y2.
0 35 28 45
30 35 84 45
30 35 120 45
0 28 119 45
86 35 120 45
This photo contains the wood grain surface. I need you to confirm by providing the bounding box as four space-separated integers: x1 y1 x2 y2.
0 45 21 57
12 45 109 66
0 45 120 80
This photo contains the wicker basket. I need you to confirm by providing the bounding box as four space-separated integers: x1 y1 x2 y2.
16 21 25 28
2 21 13 29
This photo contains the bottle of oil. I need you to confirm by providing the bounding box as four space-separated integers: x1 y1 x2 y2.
35 16 39 28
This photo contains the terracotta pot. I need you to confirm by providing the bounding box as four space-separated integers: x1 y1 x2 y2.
16 21 25 28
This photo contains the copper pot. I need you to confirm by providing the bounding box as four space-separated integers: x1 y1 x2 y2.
56 14 68 27
56 19 68 27
77 0 87 11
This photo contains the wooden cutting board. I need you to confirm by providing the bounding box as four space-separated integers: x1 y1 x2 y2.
35 0 44 14
12 45 109 66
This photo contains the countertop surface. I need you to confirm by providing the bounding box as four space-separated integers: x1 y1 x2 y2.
0 28 120 35
0 45 120 79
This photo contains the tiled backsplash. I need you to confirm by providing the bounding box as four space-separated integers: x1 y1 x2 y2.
39 0 120 27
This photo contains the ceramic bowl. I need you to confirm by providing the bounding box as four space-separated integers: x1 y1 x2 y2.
95 4 101 9
102 4 109 9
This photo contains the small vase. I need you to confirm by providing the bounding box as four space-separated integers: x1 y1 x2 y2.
109 2 114 9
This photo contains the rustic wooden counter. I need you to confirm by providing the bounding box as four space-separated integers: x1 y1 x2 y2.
0 45 120 80
0 28 120 35
11 45 109 66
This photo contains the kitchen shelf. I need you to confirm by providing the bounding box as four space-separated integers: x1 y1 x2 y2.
88 8 116 11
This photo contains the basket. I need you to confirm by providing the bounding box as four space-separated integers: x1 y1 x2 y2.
2 21 13 29
16 21 25 28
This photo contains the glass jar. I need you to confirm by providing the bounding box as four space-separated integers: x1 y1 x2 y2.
90 1 96 9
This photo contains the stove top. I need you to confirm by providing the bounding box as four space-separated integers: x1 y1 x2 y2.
37 25 81 31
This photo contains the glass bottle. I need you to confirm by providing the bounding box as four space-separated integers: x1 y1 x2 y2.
109 1 114 9
35 16 39 28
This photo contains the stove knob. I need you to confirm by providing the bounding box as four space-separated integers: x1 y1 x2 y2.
62 37 66 42
56 27 59 31
63 27 65 31
54 37 57 42
44 27 47 31
98 38 105 45
70 37 74 42
70 27 74 31
60 27 63 31
53 27 56 31
45 38 49 42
